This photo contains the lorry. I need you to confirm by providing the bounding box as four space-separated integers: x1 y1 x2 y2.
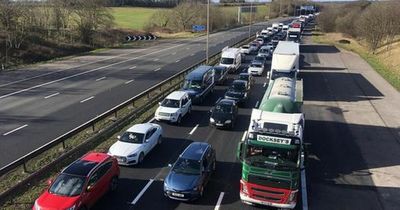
219 46 242 73
237 74 305 209
287 28 301 43
272 23 280 32
270 41 300 82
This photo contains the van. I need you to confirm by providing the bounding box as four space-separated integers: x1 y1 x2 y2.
182 65 215 104
219 47 242 73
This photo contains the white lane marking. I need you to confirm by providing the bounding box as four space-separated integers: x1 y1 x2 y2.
186 47 190 50
95 76 106 82
175 59 180 63
131 179 154 205
129 66 137 70
125 80 134 84
44 92 60 99
214 192 225 210
255 100 259 108
147 117 155 123
80 96 94 103
172 52 177 55
266 71 270 79
301 169 309 210
154 58 159 61
0 42 189 100
154 67 161 72
191 53 195 56
0 49 147 88
241 131 247 142
3 124 28 136
189 124 199 135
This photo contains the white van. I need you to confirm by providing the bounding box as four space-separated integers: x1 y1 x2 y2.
219 46 242 73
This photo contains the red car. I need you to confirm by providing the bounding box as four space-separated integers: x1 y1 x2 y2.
33 152 120 210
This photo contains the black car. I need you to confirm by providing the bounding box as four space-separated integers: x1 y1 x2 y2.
276 31 287 40
213 65 228 85
271 37 279 47
209 98 238 129
238 73 254 89
164 142 216 201
224 80 249 105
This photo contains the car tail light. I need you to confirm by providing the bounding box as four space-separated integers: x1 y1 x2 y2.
288 190 298 203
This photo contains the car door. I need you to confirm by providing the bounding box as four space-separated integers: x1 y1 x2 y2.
203 148 214 185
84 162 111 207
181 97 189 116
144 129 155 153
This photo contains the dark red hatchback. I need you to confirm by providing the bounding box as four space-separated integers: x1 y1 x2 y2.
33 152 120 210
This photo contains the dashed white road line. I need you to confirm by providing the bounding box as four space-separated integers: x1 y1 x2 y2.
255 100 259 108
154 67 161 72
186 47 190 50
189 124 199 135
131 179 154 205
266 71 270 79
129 66 137 70
172 52 177 55
44 92 60 99
3 124 28 136
95 77 106 82
214 192 225 210
125 80 134 84
191 53 195 56
175 59 181 63
241 131 247 142
154 58 159 61
80 96 94 103
263 82 267 88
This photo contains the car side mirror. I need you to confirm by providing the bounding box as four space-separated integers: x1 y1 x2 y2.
47 178 53 186
158 102 162 106
117 135 121 140
168 163 172 167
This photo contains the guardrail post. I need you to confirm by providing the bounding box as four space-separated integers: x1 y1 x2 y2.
23 160 28 173
92 123 95 132
132 101 135 107
114 111 118 118
62 140 66 149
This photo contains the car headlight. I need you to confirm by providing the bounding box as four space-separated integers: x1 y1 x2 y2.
244 93 248 98
128 153 137 158
225 120 232 124
34 200 41 210
210 118 215 123
193 186 198 191
66 205 76 210
248 133 254 139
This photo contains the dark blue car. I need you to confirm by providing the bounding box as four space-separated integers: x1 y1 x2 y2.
164 142 216 201
182 65 215 104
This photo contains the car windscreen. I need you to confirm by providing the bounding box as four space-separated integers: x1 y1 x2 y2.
239 75 249 80
230 83 246 92
259 49 268 53
214 103 233 113
183 79 202 90
49 174 86 197
250 64 262 68
220 58 234 65
161 99 180 108
255 57 264 61
172 158 200 175
214 67 225 75
119 132 145 144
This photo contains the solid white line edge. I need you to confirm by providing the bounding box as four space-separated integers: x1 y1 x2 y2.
189 124 199 135
131 179 154 205
214 192 225 210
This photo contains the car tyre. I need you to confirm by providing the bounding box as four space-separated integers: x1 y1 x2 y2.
138 153 144 164
212 160 216 171
109 176 118 192
188 105 192 114
177 115 182 124
199 185 204 197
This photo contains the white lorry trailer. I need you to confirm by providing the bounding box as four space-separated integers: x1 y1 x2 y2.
270 41 300 81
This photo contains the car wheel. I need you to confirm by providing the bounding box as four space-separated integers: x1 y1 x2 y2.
109 176 118 192
177 115 182 124
213 160 216 171
157 135 162 145
138 153 144 164
199 185 204 197
188 105 192 114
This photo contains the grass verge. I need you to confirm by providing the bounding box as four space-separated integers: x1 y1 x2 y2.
313 32 400 91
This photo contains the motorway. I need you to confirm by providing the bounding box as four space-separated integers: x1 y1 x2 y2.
0 18 289 168
89 23 400 210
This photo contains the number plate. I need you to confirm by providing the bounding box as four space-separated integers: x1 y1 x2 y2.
259 200 273 206
172 192 184 197
216 123 224 126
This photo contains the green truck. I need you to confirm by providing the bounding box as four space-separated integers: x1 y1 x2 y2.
237 75 306 209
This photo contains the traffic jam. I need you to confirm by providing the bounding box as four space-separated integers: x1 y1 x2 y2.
33 15 315 210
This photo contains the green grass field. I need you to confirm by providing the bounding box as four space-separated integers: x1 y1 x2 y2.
110 7 165 30
110 5 270 31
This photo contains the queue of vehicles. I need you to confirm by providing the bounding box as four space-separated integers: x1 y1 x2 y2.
33 19 307 210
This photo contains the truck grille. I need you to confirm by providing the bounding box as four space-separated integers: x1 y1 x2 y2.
248 175 291 189
252 187 285 195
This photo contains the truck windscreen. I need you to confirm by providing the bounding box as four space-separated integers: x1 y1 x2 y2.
221 58 234 65
244 144 298 170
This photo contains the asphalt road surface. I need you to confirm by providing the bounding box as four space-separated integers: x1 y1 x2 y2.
0 18 290 168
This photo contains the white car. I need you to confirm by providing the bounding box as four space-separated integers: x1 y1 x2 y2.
240 45 250 54
155 91 191 124
108 123 163 165
248 62 265 76
257 46 271 59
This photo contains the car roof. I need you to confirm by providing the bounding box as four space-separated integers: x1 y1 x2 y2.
186 65 213 80
166 91 187 100
126 123 153 134
63 152 109 176
232 80 247 85
180 142 210 160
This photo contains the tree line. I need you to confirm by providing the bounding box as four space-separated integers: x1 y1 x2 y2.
317 1 400 53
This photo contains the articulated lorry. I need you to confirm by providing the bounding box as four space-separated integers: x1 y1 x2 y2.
270 41 300 82
237 69 306 209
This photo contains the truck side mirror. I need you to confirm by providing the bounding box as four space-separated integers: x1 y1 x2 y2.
236 142 244 162
302 142 311 168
